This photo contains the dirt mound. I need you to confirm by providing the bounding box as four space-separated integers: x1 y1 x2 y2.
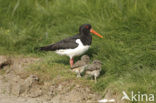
0 56 101 103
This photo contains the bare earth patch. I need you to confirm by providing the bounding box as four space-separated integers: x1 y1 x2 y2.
0 55 101 103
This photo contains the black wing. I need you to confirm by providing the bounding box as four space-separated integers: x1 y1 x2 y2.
39 34 80 51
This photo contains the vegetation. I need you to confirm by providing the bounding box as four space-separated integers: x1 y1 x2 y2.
0 0 155 102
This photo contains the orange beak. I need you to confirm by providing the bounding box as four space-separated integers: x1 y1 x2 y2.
90 29 103 38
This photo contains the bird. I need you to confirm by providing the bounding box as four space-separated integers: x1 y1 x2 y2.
71 55 90 77
71 55 90 69
38 24 103 68
85 60 102 82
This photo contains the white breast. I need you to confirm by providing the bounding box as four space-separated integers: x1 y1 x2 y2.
55 39 90 58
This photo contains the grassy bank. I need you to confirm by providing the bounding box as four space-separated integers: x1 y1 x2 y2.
0 0 156 102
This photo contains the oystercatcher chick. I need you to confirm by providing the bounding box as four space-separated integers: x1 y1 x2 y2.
71 55 90 77
39 24 103 68
85 60 102 82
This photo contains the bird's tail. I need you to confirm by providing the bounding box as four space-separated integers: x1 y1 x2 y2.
34 44 55 51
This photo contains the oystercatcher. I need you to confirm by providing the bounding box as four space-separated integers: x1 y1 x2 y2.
85 60 102 82
39 24 103 67
71 55 90 77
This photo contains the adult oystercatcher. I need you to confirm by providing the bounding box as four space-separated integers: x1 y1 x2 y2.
39 24 103 67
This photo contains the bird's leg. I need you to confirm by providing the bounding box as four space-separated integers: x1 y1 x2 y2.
77 72 81 78
70 58 74 68
94 76 97 83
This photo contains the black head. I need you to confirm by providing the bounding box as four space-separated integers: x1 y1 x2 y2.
79 24 92 34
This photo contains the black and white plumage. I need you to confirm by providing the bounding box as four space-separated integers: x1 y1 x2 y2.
38 24 103 67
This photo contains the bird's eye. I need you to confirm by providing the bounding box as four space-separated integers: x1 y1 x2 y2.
85 26 89 29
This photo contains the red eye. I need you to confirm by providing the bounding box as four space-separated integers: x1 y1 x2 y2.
85 26 89 29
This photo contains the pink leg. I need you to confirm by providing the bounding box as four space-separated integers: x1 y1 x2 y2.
70 58 74 68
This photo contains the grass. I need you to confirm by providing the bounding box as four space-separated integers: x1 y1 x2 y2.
0 0 156 102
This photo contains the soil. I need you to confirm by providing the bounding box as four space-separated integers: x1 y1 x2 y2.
0 56 101 103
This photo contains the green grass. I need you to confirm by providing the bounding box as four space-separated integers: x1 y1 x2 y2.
0 0 156 102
